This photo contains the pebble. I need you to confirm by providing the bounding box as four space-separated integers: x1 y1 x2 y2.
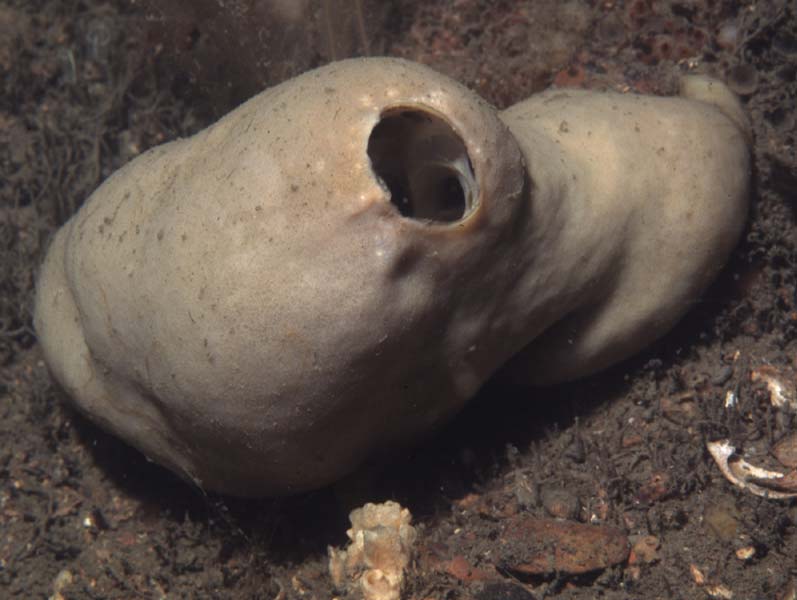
475 582 536 600
660 392 698 423
628 535 660 564
498 516 629 575
704 499 739 541
712 365 734 386
442 555 493 583
717 22 738 51
540 486 581 520
726 63 758 96
773 433 797 468
637 472 672 504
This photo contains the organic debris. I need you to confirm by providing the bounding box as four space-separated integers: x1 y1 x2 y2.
750 365 797 412
707 440 797 500
328 501 417 600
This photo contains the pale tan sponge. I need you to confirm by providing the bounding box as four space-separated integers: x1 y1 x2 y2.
34 58 750 496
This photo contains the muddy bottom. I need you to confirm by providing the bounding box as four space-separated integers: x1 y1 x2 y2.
1 1 796 598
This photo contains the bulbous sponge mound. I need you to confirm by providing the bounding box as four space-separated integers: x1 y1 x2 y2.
34 58 750 496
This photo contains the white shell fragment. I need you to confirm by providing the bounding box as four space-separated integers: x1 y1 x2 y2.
688 563 735 599
707 584 735 600
328 501 417 600
707 439 797 500
750 365 797 412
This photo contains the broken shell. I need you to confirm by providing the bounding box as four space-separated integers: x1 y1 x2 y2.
35 57 751 495
707 439 797 500
750 365 797 412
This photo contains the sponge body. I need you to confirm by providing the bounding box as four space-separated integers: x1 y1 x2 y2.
499 79 750 383
34 58 749 495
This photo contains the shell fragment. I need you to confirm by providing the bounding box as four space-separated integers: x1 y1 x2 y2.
707 439 797 500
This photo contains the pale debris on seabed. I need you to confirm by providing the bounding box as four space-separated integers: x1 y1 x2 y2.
750 365 797 412
706 583 735 600
689 564 734 599
734 546 756 561
48 569 74 600
708 363 797 500
706 439 797 500
328 500 418 600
